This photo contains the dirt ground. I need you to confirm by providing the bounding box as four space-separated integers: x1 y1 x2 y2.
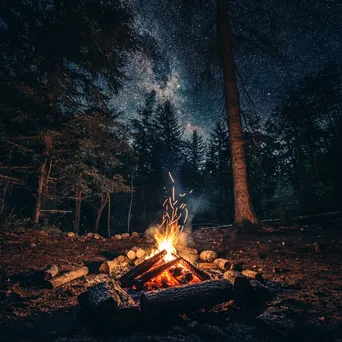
0 225 342 341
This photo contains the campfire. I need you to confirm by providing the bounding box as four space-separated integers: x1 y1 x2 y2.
129 172 204 290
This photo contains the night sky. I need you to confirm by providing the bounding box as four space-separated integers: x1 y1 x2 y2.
115 0 341 137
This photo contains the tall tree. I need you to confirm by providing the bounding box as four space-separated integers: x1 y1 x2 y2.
216 0 260 232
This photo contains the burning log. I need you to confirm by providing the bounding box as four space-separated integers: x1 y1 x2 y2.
198 262 218 270
200 250 217 263
242 270 264 282
45 266 88 289
78 283 121 315
119 250 167 287
140 280 234 315
135 258 181 287
170 267 182 277
185 272 193 282
223 270 251 293
172 252 211 281
214 258 231 271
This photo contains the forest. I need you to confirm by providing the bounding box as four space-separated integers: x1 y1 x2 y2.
1 1 341 236
0 0 341 341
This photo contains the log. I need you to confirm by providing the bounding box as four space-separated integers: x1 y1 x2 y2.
140 280 234 315
230 263 243 271
185 272 193 282
214 258 231 271
117 255 126 263
114 234 122 240
198 262 218 270
43 265 59 280
45 266 88 289
99 259 120 275
170 267 182 277
242 270 264 282
175 245 199 263
134 258 144 266
250 280 273 303
132 247 145 259
172 252 211 281
78 283 121 315
110 280 136 307
122 233 130 239
126 250 136 260
135 258 180 287
200 250 217 263
119 250 167 287
223 270 251 292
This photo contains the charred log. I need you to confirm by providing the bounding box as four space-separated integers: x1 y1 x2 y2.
140 280 234 315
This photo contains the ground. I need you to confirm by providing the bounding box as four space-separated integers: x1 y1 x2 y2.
0 225 341 341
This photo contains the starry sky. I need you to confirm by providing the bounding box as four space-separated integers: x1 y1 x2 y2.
114 0 342 137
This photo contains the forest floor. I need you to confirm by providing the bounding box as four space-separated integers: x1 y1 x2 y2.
0 224 342 341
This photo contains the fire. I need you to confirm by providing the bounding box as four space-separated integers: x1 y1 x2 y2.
147 172 191 262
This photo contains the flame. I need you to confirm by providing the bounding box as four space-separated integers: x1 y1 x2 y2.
147 172 191 262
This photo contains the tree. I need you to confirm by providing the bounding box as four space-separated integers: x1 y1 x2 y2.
155 100 184 175
216 0 260 232
205 121 233 223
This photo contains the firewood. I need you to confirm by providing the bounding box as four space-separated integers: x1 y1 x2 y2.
117 255 126 263
198 262 218 270
185 272 193 282
214 258 231 271
134 258 144 266
43 265 59 280
223 270 251 292
175 245 199 263
230 263 243 271
119 250 167 287
200 250 217 263
78 283 121 315
114 234 122 240
250 280 273 303
172 252 211 281
170 267 182 277
131 231 140 238
99 259 119 275
135 258 180 287
126 250 136 260
110 280 136 307
45 266 88 289
132 247 145 259
140 280 234 315
242 270 264 282
121 233 130 239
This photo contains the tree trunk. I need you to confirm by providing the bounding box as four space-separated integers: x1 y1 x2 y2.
33 158 47 224
74 189 82 234
94 196 108 233
107 194 111 237
217 0 260 232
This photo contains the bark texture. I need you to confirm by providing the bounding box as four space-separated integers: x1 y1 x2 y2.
217 0 260 232
140 280 234 315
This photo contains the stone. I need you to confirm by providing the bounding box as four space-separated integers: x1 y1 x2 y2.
93 233 100 240
67 232 75 237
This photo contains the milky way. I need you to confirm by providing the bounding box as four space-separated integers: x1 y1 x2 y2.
115 0 341 137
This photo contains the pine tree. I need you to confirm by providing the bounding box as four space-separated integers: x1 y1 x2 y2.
217 0 260 232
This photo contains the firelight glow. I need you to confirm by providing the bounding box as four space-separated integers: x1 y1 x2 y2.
148 172 191 262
